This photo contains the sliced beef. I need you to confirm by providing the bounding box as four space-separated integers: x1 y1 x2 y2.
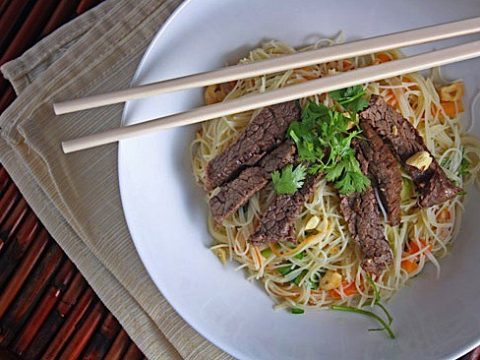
339 142 393 275
358 122 402 225
360 95 461 207
210 168 268 224
250 173 320 245
205 101 301 190
210 142 296 223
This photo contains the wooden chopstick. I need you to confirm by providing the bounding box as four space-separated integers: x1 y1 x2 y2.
62 39 480 153
53 16 480 115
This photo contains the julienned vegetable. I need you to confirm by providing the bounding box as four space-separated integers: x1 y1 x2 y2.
291 308 305 314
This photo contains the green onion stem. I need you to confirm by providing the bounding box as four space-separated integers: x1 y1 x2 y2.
331 305 395 339
376 303 394 325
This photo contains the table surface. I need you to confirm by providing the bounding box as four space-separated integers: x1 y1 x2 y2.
0 1 478 359
0 1 145 359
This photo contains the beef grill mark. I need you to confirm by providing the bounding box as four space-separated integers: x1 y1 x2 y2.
249 173 320 245
205 101 301 191
210 142 296 223
358 121 402 226
359 95 461 207
339 142 393 275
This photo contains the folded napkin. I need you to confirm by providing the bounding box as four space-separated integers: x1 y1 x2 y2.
0 1 231 359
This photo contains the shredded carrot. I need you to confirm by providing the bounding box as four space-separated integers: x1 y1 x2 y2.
401 259 418 273
401 238 431 273
441 100 464 118
385 89 397 107
439 82 464 102
328 281 359 299
406 238 432 255
376 53 392 63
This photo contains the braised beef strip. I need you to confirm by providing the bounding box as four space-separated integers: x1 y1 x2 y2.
339 141 393 274
210 142 296 223
205 101 301 190
360 95 461 207
250 173 320 245
358 121 402 225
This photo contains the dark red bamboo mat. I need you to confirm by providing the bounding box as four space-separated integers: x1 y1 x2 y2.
0 1 145 358
0 1 479 359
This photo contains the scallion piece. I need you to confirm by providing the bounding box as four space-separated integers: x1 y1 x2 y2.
261 248 272 258
291 308 304 314
331 305 395 339
277 264 294 276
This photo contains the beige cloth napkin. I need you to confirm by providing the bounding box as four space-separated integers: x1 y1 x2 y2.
0 1 231 359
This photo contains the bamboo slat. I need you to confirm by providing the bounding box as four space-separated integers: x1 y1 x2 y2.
0 0 31 51
0 242 64 346
0 212 41 289
11 260 76 355
41 0 80 37
0 198 28 240
0 0 60 94
0 182 20 225
59 301 105 359
81 312 121 359
123 342 144 360
104 329 130 360
76 0 102 14
41 288 95 359
0 229 50 319
0 167 9 194
22 272 87 360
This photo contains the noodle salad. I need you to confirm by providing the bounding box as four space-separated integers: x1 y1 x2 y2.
191 39 480 321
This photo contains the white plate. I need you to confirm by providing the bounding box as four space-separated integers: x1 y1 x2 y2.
118 1 480 359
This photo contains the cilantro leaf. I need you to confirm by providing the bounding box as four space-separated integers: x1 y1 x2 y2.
329 85 369 113
272 164 307 194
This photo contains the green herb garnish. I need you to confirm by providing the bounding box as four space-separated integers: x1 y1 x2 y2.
277 264 295 276
329 85 369 113
261 248 272 258
291 308 304 314
293 270 308 286
330 305 395 339
458 154 471 177
294 251 305 260
287 88 371 195
331 275 395 339
272 164 307 194
366 275 394 326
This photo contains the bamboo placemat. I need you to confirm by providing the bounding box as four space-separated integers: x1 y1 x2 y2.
0 165 144 359
0 0 144 358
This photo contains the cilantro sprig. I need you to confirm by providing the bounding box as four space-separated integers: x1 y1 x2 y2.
272 164 307 194
329 85 369 113
331 275 395 339
284 86 370 195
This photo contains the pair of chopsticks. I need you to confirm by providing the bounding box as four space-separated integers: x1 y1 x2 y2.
58 17 480 154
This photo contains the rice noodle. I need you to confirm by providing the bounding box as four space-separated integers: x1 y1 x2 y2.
191 39 480 310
